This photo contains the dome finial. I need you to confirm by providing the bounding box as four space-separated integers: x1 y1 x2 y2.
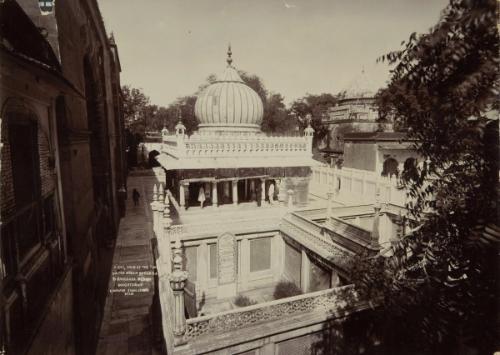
227 43 233 66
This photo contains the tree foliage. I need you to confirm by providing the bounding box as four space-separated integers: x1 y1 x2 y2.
290 93 340 145
122 85 150 138
262 93 297 133
350 1 499 353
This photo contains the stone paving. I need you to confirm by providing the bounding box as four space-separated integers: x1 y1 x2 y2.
96 171 162 355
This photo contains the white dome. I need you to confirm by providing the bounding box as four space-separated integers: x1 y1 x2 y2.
194 49 264 132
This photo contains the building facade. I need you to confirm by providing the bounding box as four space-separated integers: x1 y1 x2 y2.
320 70 393 164
0 1 126 354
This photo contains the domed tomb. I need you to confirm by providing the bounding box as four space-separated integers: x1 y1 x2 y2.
194 47 264 133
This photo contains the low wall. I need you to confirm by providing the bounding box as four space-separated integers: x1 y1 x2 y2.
175 285 369 354
310 165 407 207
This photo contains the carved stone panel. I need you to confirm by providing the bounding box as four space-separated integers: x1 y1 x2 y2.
217 232 236 285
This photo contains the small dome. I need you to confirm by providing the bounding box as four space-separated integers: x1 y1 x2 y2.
194 47 264 132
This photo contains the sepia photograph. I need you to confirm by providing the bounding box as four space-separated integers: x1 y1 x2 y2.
0 0 498 354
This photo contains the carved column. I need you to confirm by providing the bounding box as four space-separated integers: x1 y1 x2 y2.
163 195 172 272
170 234 188 346
326 189 335 219
277 179 286 204
371 192 381 249
287 189 294 209
212 181 218 207
300 249 311 293
179 181 185 208
179 181 189 210
156 184 164 237
249 180 255 203
244 179 248 201
151 184 159 236
232 179 238 205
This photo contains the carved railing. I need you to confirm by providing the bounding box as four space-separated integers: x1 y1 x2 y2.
161 133 311 158
310 165 407 207
185 285 357 339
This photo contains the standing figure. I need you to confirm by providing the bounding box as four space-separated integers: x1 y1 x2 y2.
198 185 206 208
132 188 140 206
268 182 275 205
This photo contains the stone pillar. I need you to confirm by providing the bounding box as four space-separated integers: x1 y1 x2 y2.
287 189 294 209
156 192 165 239
212 181 218 207
392 211 404 246
300 249 311 293
151 184 159 236
184 182 189 209
179 181 185 208
232 179 238 205
260 178 266 203
163 195 172 272
277 179 286 204
179 181 189 210
157 184 164 237
170 234 188 346
244 179 248 201
250 180 255 202
371 192 381 249
326 189 335 218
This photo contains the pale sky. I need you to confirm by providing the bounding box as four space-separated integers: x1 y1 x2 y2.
98 0 448 106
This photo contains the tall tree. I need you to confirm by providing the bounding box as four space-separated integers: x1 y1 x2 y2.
261 93 297 133
122 85 150 139
350 0 499 354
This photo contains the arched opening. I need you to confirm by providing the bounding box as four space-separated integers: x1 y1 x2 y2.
148 150 160 167
402 157 418 182
382 157 399 178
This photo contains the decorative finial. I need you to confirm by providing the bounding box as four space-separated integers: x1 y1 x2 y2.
227 43 233 66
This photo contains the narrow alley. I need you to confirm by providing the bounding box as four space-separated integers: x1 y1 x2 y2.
96 171 162 355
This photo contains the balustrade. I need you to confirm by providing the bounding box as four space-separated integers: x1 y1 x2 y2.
185 285 357 339
161 132 310 158
310 165 408 207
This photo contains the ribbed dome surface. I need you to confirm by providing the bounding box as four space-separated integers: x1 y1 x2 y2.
195 65 264 132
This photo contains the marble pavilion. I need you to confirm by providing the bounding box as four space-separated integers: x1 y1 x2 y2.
156 47 316 212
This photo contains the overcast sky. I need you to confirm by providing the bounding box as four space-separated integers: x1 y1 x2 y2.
99 0 448 106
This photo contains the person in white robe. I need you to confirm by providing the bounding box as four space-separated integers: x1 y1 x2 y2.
198 186 206 208
268 182 275 204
